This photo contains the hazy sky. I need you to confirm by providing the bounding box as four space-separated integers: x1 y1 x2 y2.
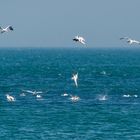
0 0 140 47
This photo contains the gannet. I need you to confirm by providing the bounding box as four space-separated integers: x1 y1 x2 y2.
61 93 69 97
6 94 15 102
73 35 86 45
71 73 78 87
0 25 14 33
23 90 42 95
120 37 140 45
36 95 42 98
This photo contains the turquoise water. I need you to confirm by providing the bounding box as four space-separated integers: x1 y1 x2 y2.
0 47 140 139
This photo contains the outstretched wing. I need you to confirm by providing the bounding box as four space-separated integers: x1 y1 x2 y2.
120 37 130 40
8 26 14 31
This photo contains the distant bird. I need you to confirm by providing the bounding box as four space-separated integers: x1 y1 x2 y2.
71 73 78 87
73 35 86 45
123 94 131 98
23 90 42 95
61 93 69 97
0 25 14 33
133 95 138 98
6 94 15 102
120 37 140 45
36 95 42 98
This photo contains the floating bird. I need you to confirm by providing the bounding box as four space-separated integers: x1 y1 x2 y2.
73 35 86 45
61 93 69 97
123 94 131 98
71 73 78 87
133 95 138 98
70 95 80 102
120 37 140 45
0 25 14 33
6 94 15 102
36 95 42 98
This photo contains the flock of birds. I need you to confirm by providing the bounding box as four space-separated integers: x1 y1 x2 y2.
1 25 140 46
5 70 139 103
1 25 140 103
5 73 79 102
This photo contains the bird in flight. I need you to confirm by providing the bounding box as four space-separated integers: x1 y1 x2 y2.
73 35 86 45
71 73 78 87
120 37 140 45
0 25 14 33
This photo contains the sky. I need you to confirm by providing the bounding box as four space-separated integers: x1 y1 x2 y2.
0 0 140 48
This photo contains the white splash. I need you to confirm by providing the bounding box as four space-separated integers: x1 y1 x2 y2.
98 95 108 101
70 95 80 102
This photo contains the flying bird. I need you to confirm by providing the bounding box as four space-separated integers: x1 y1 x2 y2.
71 73 78 87
22 90 42 95
73 35 86 45
0 25 14 33
120 37 140 45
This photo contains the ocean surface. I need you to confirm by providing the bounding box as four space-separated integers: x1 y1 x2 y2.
1 47 140 139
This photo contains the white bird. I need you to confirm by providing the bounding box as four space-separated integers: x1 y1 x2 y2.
133 95 138 98
73 35 86 45
36 94 42 98
23 90 42 95
0 25 14 33
71 73 78 87
123 94 131 98
120 37 140 45
6 94 15 102
61 93 69 97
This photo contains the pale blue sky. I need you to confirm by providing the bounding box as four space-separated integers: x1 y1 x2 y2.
0 0 140 47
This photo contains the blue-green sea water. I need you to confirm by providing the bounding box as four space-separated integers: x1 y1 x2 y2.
1 47 140 139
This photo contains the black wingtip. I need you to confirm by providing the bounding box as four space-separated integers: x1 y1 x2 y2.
9 26 14 31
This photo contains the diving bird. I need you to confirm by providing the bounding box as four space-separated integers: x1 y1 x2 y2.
0 25 14 33
71 73 78 87
120 37 140 45
61 93 69 97
73 35 86 45
6 94 15 102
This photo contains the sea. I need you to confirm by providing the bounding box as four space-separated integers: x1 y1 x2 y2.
0 47 140 139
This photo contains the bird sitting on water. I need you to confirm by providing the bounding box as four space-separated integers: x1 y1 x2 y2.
6 94 15 102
